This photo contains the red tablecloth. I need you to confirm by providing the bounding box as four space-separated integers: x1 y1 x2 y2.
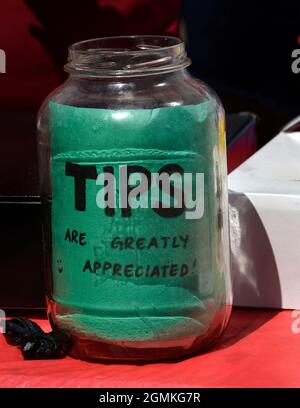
0 309 298 388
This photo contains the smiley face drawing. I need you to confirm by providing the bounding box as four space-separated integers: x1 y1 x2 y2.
57 259 63 273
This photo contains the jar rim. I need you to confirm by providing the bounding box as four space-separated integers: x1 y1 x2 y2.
70 35 184 54
65 35 190 78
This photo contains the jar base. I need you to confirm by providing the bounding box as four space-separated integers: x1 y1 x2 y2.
48 298 231 363
50 307 231 363
68 333 218 363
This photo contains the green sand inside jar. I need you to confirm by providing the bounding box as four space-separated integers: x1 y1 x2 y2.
49 101 225 341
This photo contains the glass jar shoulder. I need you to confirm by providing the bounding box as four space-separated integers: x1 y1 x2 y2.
37 71 223 159
44 71 219 110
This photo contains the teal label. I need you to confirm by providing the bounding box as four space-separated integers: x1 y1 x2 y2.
49 102 221 341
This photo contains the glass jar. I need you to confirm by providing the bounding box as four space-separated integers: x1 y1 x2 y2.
37 35 232 362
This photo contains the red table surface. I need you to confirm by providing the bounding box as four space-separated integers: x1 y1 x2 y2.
0 308 298 388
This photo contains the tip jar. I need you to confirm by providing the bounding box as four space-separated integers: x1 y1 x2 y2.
37 35 232 362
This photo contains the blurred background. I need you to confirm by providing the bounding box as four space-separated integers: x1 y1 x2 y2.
0 0 299 196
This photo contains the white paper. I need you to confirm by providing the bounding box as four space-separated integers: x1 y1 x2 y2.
229 118 300 309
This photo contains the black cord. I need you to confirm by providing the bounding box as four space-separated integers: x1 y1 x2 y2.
4 318 71 360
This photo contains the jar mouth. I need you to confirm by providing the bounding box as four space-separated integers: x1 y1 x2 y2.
65 35 191 78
